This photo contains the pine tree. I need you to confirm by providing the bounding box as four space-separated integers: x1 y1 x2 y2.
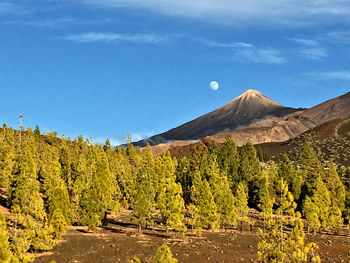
302 178 331 234
257 170 274 230
238 140 261 182
175 156 192 204
9 132 53 254
235 182 250 230
132 149 156 235
34 125 41 140
39 145 72 224
302 196 321 235
58 139 73 197
49 209 68 240
114 148 135 207
258 212 320 262
238 140 262 208
217 135 239 190
299 142 324 198
0 126 15 189
156 151 186 233
79 147 120 230
189 141 208 175
275 178 296 217
191 171 219 230
340 168 350 232
0 211 15 263
206 154 237 228
325 161 345 230
153 244 178 263
278 154 302 200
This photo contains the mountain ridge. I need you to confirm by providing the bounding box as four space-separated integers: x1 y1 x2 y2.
134 89 300 146
140 91 350 155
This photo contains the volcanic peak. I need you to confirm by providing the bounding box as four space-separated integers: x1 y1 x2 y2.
237 89 261 99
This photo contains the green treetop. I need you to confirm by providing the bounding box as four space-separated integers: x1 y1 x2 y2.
206 154 237 228
153 244 178 263
278 154 302 200
191 171 219 230
299 142 324 197
0 211 16 263
216 135 239 190
302 178 332 234
132 150 157 235
156 151 186 233
235 182 250 230
258 211 320 262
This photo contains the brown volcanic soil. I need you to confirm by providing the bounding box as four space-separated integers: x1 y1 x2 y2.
146 92 350 158
134 90 299 147
34 211 350 263
255 118 350 167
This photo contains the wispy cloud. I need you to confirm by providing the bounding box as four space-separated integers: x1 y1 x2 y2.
288 38 319 47
196 38 253 48
65 32 169 44
194 37 285 64
298 47 328 60
306 71 350 81
288 37 327 60
3 17 112 28
235 48 286 64
327 31 350 43
84 0 350 27
66 32 286 64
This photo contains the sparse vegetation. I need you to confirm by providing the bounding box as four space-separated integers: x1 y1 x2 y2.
0 125 349 262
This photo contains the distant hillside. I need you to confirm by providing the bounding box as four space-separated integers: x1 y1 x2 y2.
145 91 350 157
255 118 350 167
202 91 350 146
167 118 350 167
134 90 299 146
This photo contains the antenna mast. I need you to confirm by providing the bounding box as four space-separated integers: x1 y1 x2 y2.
18 114 24 146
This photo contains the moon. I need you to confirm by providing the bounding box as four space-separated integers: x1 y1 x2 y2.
210 81 219 91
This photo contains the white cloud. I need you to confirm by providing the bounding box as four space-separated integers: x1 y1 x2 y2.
65 32 168 44
65 32 285 64
194 37 285 64
196 38 253 48
327 31 350 43
3 17 111 28
288 38 319 46
235 48 286 64
307 71 350 80
288 37 328 60
84 0 350 26
298 47 328 60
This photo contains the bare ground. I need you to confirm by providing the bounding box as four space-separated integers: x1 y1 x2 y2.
34 211 350 263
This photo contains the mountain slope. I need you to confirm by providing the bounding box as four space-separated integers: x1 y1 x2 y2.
135 90 299 146
255 117 350 167
205 91 350 146
145 91 350 156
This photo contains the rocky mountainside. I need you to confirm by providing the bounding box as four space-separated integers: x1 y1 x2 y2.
255 117 350 167
205 91 350 146
134 90 299 146
145 91 350 155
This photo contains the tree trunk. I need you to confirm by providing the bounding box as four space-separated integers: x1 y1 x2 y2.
138 223 142 236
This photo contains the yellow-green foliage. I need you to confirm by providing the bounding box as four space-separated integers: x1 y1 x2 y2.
129 256 142 263
258 213 320 262
153 244 178 263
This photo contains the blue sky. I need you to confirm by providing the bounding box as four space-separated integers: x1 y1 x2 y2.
0 0 350 145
